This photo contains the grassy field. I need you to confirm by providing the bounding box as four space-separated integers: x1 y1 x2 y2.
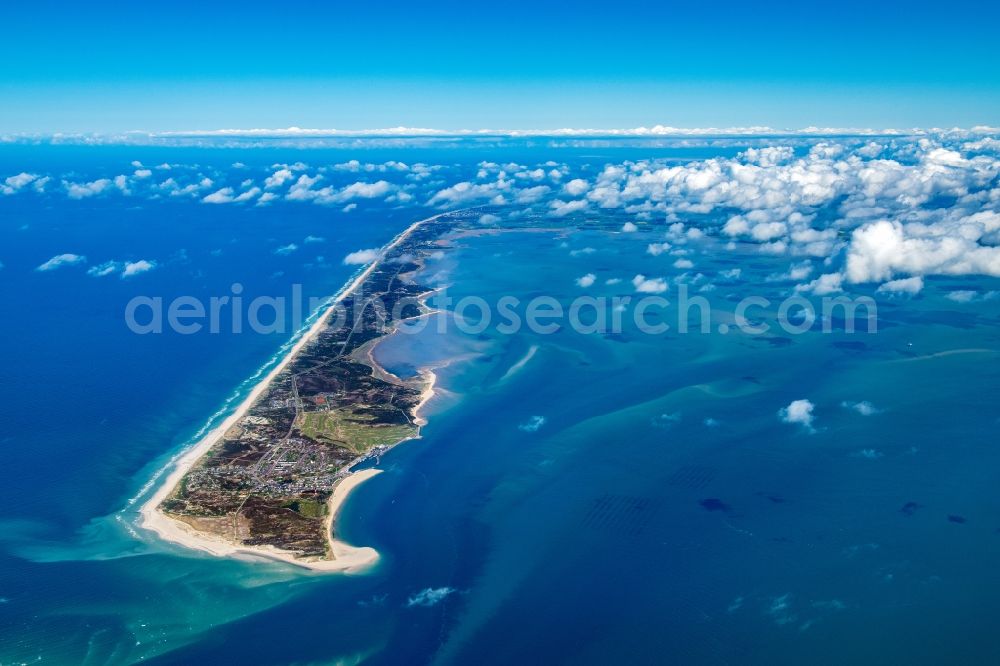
282 498 326 517
297 409 416 454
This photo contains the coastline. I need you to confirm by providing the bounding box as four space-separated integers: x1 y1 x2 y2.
138 213 446 572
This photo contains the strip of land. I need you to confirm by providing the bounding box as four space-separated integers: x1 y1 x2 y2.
140 210 473 571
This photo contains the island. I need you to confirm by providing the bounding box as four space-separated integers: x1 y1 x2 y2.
140 210 475 571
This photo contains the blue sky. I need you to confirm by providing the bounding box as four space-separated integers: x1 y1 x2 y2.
2 0 998 132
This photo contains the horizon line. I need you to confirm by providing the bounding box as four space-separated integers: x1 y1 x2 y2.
3 125 1000 143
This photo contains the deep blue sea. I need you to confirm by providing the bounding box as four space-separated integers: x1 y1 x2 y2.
1 137 999 664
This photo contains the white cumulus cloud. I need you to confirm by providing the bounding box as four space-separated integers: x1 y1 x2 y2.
876 276 924 294
563 178 589 196
796 273 843 295
548 199 588 217
632 274 668 293
845 218 1000 284
343 248 381 265
121 260 156 278
779 399 816 431
88 259 157 278
202 187 235 204
65 178 113 199
405 587 456 608
36 253 87 271
264 168 294 189
842 400 880 416
2 172 41 194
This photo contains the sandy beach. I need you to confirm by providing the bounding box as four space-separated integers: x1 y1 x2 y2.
139 213 445 572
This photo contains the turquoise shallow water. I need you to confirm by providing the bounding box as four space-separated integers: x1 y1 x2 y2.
358 227 1000 664
1 140 1000 664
